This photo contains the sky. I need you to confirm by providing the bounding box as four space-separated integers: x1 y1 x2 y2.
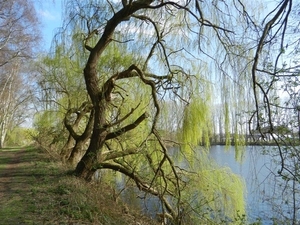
35 0 63 51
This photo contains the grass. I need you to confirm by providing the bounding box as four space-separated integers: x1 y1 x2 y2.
0 147 158 225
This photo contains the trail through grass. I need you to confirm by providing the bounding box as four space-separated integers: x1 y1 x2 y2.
0 147 158 225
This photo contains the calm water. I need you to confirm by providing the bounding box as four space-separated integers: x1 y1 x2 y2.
209 145 300 224
115 145 300 224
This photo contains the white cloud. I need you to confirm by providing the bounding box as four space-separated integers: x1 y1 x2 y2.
38 9 57 21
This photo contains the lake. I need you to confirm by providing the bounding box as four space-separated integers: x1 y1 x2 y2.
209 145 300 224
114 145 300 224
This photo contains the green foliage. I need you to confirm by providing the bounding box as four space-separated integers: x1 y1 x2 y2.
5 127 33 147
233 124 246 163
182 148 246 224
224 102 231 146
171 80 246 224
42 45 87 107
98 42 139 76
181 97 212 152
32 111 66 152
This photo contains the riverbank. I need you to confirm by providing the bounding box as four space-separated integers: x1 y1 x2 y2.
0 147 158 224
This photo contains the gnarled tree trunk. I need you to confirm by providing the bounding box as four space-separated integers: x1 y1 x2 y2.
74 1 152 180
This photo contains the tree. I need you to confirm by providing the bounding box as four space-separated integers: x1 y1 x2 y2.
0 0 40 148
66 0 250 223
34 44 89 157
0 64 27 147
44 0 279 223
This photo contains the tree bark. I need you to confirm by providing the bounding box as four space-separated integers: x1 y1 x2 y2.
67 109 94 165
75 101 107 180
74 2 154 180
60 135 75 162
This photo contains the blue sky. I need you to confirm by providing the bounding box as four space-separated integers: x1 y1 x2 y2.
35 0 63 51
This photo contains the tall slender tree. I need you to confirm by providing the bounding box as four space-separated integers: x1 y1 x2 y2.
0 0 40 148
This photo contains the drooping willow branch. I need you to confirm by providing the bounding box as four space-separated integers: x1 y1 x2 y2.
98 63 183 222
152 129 182 222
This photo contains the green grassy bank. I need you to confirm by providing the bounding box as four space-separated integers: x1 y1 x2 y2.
0 147 157 225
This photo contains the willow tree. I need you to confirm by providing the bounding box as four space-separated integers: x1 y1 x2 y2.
51 0 264 223
36 26 139 161
70 0 241 177
34 42 88 156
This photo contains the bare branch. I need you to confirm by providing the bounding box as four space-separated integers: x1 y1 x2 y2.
102 147 139 161
252 0 291 130
105 112 149 140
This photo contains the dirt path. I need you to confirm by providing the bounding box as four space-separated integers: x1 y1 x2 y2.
0 149 33 223
0 149 24 199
